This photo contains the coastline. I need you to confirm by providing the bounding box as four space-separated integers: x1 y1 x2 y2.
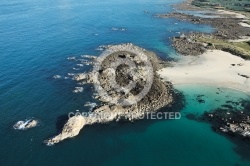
158 0 250 94
46 0 250 145
3 0 250 165
159 0 250 59
160 0 250 143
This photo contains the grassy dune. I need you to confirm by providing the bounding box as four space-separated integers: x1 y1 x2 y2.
197 37 250 60
192 0 250 11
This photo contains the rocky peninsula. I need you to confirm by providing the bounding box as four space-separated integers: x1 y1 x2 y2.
45 44 174 145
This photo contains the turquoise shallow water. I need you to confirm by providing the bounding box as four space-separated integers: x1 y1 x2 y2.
0 0 249 165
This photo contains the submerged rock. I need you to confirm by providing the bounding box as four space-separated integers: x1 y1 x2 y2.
53 75 62 79
210 110 250 138
84 102 97 111
73 73 87 81
67 57 76 60
80 55 96 59
111 27 126 31
72 87 84 93
13 118 38 130
188 101 250 139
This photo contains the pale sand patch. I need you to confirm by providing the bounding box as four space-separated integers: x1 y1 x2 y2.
239 22 250 28
242 19 250 22
158 50 250 93
228 36 250 42
217 10 247 19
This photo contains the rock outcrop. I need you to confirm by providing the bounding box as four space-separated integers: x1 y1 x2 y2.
45 115 86 145
13 118 38 130
187 100 250 139
45 44 174 145
172 35 206 56
73 73 87 81
203 109 250 138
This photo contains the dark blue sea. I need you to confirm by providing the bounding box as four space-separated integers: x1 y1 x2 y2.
0 0 250 165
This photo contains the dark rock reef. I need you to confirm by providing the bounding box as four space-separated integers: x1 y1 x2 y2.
187 99 250 139
186 99 250 160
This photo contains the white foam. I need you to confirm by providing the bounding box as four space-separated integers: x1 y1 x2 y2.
84 102 97 111
53 75 61 79
73 87 84 93
13 118 37 130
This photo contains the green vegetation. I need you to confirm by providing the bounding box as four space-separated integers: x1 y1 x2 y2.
183 1 250 59
192 0 250 11
196 37 250 60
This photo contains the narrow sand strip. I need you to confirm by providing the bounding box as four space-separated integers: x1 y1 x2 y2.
158 50 250 93
217 10 247 19
239 22 250 28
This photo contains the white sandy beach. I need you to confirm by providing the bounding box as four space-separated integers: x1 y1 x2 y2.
158 50 250 93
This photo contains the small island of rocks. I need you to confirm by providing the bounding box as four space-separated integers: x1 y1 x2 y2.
13 118 38 130
45 44 174 145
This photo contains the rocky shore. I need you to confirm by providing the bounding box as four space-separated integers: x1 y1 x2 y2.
45 44 174 145
158 1 250 59
160 12 250 40
171 33 207 56
172 0 208 11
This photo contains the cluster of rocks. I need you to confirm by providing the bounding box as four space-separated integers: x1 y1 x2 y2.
187 100 250 140
13 118 38 130
72 87 84 93
172 34 207 56
53 75 62 79
204 108 250 139
45 44 174 145
73 73 88 81
90 44 173 112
